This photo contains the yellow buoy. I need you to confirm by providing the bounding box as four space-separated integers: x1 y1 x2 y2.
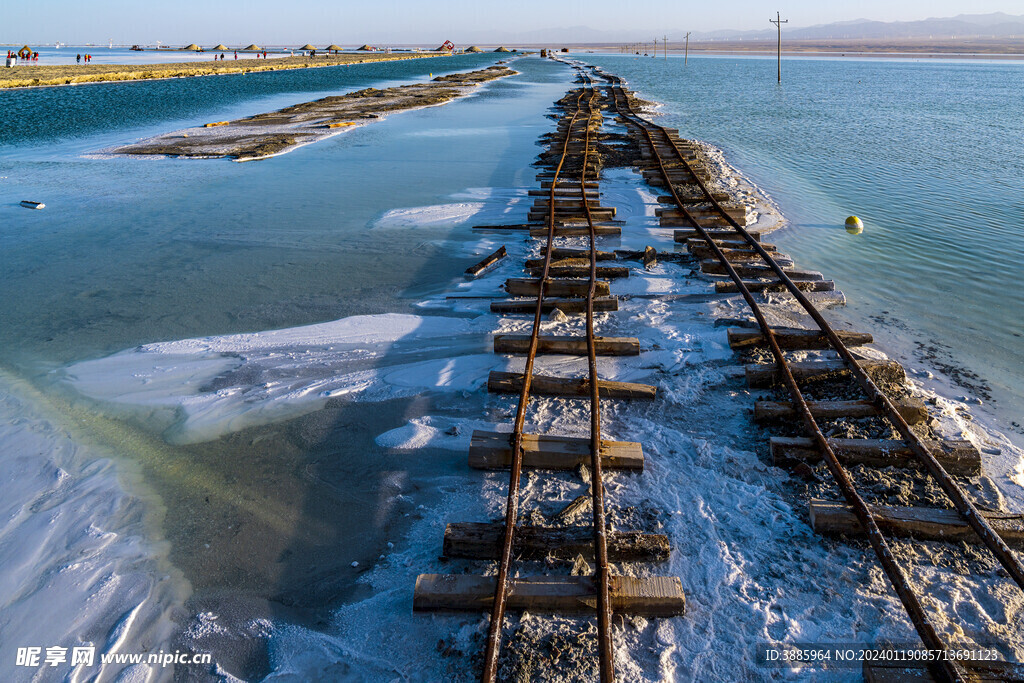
845 215 863 234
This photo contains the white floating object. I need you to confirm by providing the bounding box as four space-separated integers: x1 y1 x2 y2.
20 200 45 209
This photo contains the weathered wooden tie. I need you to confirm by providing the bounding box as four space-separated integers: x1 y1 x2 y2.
488 371 657 400
656 207 746 222
658 193 730 204
490 297 618 314
532 199 604 208
413 574 685 616
745 359 905 388
529 226 622 237
467 430 644 470
754 398 929 424
527 265 630 279
473 223 543 231
705 263 821 280
809 500 1024 546
676 229 761 242
716 279 835 294
863 659 1024 683
528 188 601 197
504 278 610 298
443 523 669 561
686 238 776 251
528 211 616 222
465 245 507 277
494 334 640 356
689 245 786 262
659 215 742 228
542 246 617 261
525 256 616 269
771 436 982 476
727 327 874 350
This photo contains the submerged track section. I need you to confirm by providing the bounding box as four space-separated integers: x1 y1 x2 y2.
414 64 685 681
412 57 1022 681
599 64 1023 682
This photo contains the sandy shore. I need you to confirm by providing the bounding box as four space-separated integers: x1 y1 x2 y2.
0 52 445 89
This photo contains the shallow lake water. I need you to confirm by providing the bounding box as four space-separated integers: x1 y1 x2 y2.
587 53 1024 447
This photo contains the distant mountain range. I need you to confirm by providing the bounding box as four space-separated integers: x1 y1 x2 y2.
481 12 1024 45
692 12 1024 41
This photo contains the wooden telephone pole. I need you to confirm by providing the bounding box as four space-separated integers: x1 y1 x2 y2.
770 11 788 82
664 34 667 60
684 32 691 65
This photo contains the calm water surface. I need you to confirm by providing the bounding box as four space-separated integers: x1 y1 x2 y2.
1 55 578 677
0 53 534 368
590 53 1024 441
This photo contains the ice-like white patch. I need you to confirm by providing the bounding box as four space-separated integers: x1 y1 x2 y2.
375 416 503 451
373 202 486 229
0 374 184 682
59 313 500 444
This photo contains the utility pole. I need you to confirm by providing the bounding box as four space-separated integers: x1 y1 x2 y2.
684 32 691 65
770 11 788 82
664 34 667 60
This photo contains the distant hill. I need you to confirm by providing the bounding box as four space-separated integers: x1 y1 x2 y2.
471 12 1024 45
693 12 1024 42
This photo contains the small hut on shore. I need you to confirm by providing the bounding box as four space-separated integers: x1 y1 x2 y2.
357 44 374 51
244 44 261 51
212 44 228 51
300 44 317 51
326 44 343 54
465 46 483 53
184 43 201 51
494 46 512 53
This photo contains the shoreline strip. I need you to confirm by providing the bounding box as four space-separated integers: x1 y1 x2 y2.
0 52 450 90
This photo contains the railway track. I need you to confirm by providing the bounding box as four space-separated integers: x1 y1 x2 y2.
413 57 1023 681
597 66 1024 681
415 65 685 681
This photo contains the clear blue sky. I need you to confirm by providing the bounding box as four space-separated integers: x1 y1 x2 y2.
4 0 1022 45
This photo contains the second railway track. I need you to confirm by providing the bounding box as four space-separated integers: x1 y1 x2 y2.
413 57 1023 682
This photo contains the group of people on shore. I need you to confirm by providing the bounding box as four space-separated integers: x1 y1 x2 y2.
8 49 39 61
213 51 269 61
76 54 93 64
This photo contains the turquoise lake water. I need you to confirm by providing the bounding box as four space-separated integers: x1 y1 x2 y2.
0 55 580 678
588 53 1024 443
1 52 524 369
1 50 1022 679
1 50 1020 487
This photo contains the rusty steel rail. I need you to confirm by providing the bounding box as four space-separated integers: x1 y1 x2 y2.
576 70 616 683
482 70 616 681
603 75 972 683
604 76 1024 595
